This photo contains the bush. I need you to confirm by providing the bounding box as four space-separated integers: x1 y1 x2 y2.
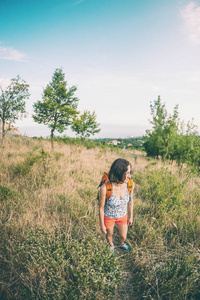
1 228 121 300
126 168 200 299
127 244 200 299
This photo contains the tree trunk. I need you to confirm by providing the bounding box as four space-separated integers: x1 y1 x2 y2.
179 163 183 177
81 137 86 145
51 128 54 150
1 120 5 148
164 144 169 161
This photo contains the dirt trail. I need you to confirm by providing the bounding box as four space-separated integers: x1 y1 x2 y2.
111 228 135 300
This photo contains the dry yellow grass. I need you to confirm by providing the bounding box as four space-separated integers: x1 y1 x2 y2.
0 135 197 233
0 136 151 252
1 135 200 299
1 135 198 233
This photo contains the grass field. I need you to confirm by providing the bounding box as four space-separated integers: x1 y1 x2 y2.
0 136 200 299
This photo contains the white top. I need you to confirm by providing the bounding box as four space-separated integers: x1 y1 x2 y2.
104 186 130 219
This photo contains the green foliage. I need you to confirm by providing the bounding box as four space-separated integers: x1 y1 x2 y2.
127 244 200 300
144 96 200 173
10 150 49 177
71 110 101 140
144 96 179 158
0 76 29 146
134 168 200 239
95 137 145 150
55 135 108 149
55 136 146 151
127 168 200 299
32 68 79 148
1 228 121 300
172 121 200 173
0 185 15 201
140 168 184 218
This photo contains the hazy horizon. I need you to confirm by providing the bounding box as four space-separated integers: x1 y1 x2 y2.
16 122 150 139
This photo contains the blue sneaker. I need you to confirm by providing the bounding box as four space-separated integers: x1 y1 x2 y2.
120 243 131 252
109 245 115 255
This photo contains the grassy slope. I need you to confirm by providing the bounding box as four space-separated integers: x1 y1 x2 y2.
0 136 200 299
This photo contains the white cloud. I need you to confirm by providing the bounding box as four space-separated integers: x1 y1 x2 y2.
180 2 200 44
0 45 28 62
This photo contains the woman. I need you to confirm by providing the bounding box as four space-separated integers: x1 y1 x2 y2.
99 158 134 253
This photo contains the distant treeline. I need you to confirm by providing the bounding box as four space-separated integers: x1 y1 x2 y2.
92 137 145 149
52 135 146 151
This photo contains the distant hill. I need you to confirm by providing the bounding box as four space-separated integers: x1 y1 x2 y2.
0 121 24 136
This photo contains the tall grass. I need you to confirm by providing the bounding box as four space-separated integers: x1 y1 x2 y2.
127 167 200 299
0 136 125 299
1 136 200 299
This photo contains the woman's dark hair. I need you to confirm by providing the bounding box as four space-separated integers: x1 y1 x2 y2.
109 158 131 183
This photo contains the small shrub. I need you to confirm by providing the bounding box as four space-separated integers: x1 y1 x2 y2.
0 185 14 201
127 245 200 299
54 152 64 161
1 228 121 300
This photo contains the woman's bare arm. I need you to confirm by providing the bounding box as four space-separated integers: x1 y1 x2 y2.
128 182 134 225
99 184 107 234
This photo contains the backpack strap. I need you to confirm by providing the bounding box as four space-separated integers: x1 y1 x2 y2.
127 179 134 195
105 180 112 200
98 171 109 188
106 179 133 200
98 172 133 201
97 172 112 202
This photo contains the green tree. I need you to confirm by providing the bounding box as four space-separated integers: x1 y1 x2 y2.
32 68 79 148
172 119 200 174
144 96 179 159
71 110 101 141
144 96 200 174
0 76 30 147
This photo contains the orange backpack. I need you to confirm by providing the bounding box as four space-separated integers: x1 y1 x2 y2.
97 171 134 200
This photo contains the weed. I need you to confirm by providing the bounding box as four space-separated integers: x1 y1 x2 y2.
0 185 15 201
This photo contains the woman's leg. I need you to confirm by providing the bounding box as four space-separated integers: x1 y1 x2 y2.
117 223 128 245
106 226 114 246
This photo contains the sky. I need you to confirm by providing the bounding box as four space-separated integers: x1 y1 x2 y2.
0 0 200 138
